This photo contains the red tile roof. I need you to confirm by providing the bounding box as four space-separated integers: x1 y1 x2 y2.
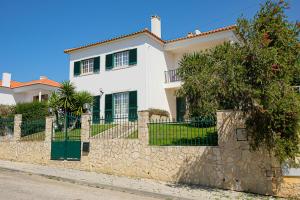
166 25 236 43
0 78 61 89
64 25 236 54
64 29 165 53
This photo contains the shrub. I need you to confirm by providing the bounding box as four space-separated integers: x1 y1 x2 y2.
148 108 169 118
0 104 15 117
15 102 48 121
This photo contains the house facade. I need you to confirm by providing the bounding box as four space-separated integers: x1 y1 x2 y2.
0 72 60 105
65 16 238 120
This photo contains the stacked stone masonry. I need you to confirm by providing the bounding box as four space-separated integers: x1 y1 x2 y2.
0 111 298 198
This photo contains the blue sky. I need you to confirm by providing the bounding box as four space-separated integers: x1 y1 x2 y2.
0 0 299 82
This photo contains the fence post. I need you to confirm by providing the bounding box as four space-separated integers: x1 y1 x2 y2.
81 113 91 141
45 116 54 143
138 111 149 145
13 114 22 142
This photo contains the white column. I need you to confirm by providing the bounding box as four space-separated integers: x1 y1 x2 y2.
38 91 42 102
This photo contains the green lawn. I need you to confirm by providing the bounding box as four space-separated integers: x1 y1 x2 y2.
90 124 116 137
21 131 45 141
53 129 81 140
126 130 138 139
149 123 218 146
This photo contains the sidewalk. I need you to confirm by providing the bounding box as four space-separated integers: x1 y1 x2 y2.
0 160 275 200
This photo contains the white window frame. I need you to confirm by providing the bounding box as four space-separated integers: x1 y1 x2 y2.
81 58 94 75
113 51 129 68
113 92 129 118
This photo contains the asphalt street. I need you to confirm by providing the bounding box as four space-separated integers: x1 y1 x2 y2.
0 168 164 200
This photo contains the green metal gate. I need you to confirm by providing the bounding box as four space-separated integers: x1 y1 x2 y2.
51 114 81 161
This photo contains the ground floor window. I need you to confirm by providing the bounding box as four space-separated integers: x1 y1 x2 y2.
113 92 129 118
105 91 137 121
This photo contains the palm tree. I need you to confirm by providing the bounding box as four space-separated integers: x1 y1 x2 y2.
48 81 93 131
57 81 76 114
73 91 93 116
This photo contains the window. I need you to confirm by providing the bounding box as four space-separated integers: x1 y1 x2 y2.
113 51 129 68
32 94 48 102
81 59 94 74
113 92 129 118
33 96 39 102
41 94 48 101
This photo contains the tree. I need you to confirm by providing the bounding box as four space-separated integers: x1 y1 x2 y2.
49 81 93 130
178 0 300 164
57 81 76 114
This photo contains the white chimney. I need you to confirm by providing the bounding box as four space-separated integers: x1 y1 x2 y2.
195 29 201 35
40 76 48 80
2 73 11 87
151 15 161 38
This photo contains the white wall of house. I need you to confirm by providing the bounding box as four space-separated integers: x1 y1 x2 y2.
69 35 156 116
0 89 16 105
0 86 56 105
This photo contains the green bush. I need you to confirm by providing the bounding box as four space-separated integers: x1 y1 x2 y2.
15 102 48 121
148 108 169 118
0 104 15 117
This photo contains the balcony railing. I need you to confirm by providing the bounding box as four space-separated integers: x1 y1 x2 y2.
164 69 181 83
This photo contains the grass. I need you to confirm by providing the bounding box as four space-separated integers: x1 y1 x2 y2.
126 130 138 139
20 131 45 141
149 123 218 146
90 124 116 137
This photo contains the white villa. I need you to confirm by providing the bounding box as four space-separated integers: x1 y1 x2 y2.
65 16 238 121
0 72 60 105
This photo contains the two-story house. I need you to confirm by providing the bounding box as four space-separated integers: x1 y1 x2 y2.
64 16 238 121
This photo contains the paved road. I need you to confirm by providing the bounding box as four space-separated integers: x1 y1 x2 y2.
0 169 163 200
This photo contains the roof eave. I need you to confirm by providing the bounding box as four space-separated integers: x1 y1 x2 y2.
64 29 165 54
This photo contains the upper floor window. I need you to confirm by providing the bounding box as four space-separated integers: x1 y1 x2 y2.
73 57 100 77
114 51 129 68
81 59 94 74
106 48 137 70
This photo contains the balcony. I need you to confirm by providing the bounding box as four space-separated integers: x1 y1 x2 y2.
164 69 181 83
164 69 182 89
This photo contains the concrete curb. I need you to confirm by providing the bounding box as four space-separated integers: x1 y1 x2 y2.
0 167 191 200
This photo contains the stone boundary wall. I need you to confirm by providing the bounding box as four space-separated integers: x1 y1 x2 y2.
0 111 299 198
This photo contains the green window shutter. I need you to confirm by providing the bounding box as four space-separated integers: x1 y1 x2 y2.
92 95 100 123
93 57 100 73
105 94 113 122
128 91 137 120
105 54 114 70
74 61 81 76
129 48 137 66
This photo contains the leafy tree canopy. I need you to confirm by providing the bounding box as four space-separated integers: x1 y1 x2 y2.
178 0 300 164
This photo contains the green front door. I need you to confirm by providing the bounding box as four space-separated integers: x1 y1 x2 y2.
176 97 186 122
51 114 81 161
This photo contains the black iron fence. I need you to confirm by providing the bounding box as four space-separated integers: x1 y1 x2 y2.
0 117 14 138
20 119 45 141
90 115 138 139
148 117 218 146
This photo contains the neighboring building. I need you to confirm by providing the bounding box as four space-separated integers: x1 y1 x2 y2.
65 16 239 121
0 72 60 105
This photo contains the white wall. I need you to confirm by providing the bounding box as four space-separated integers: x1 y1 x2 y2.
0 86 55 105
144 37 172 115
69 35 150 116
0 89 16 105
